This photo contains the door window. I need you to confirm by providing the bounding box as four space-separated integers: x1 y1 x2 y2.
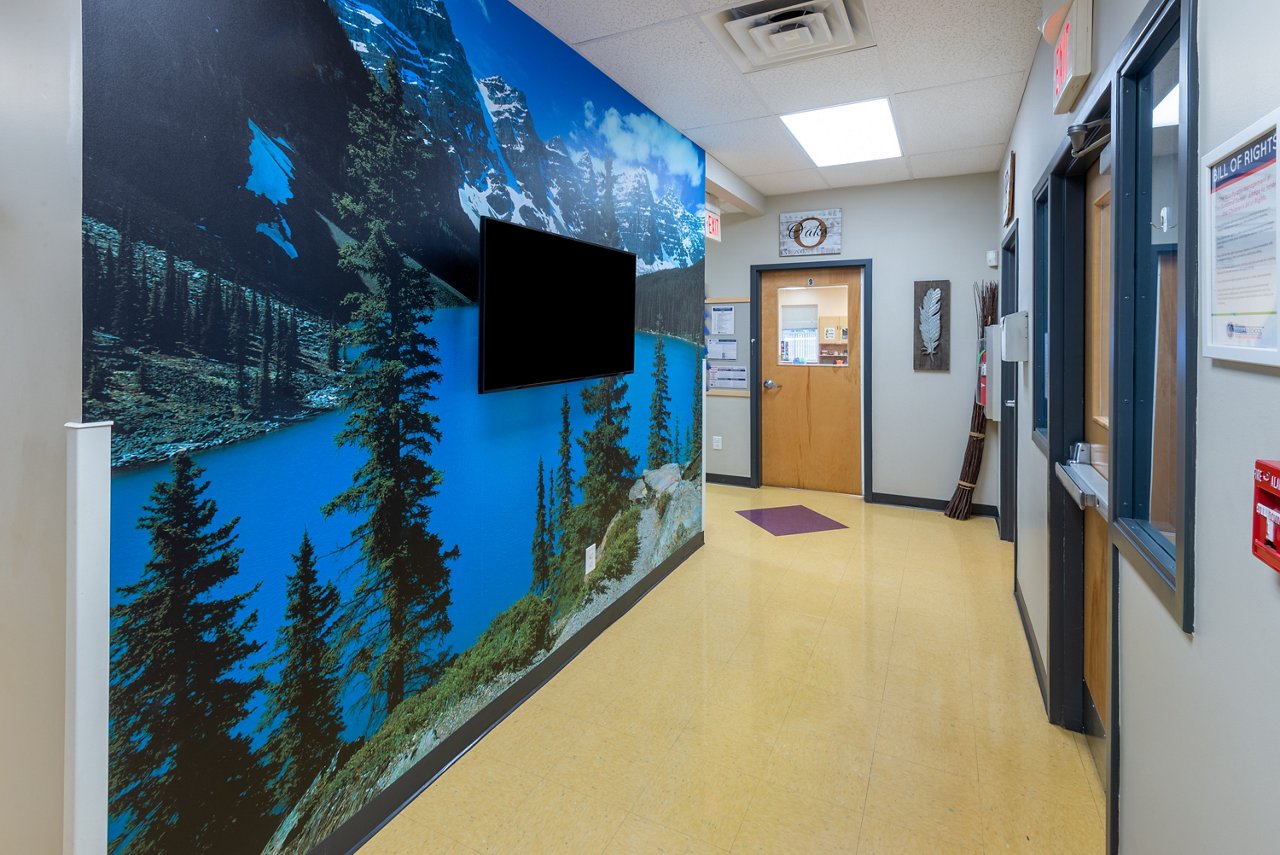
776 285 849 366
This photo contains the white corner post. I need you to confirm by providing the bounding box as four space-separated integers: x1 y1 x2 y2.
64 421 112 855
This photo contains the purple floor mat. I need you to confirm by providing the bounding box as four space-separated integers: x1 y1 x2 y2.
736 505 848 536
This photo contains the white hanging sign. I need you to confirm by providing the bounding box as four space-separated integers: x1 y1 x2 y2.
779 208 842 257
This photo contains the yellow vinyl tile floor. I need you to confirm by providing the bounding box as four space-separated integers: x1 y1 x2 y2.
362 485 1105 854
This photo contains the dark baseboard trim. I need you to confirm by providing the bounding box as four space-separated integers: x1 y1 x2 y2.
706 473 753 488
1014 577 1049 714
315 532 706 855
868 492 998 519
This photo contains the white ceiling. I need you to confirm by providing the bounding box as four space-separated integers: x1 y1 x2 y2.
508 0 1043 199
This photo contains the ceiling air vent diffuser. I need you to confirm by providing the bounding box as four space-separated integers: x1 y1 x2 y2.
702 0 876 73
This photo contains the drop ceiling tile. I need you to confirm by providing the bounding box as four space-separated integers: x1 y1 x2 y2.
864 0 1041 93
819 158 912 188
679 0 745 11
744 47 890 115
909 143 1006 178
512 0 691 45
744 169 831 196
575 20 772 129
684 116 814 177
892 72 1026 156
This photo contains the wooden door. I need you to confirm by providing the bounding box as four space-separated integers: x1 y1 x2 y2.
1083 161 1112 725
759 267 862 494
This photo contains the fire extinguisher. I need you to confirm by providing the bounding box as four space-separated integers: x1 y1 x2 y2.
977 344 988 408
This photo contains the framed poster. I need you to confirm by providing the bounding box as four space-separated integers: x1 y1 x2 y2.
779 208 842 257
1200 108 1280 366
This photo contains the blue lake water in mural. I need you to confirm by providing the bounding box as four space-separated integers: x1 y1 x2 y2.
109 308 696 739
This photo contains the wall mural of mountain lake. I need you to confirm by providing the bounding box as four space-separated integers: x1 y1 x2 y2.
83 1 706 851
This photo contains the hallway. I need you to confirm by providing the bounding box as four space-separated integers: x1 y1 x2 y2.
363 485 1103 853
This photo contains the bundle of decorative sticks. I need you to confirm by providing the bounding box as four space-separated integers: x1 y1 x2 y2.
945 280 1000 520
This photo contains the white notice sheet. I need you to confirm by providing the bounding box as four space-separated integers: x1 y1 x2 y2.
1209 130 1278 350
709 304 736 335
708 365 748 390
707 338 738 360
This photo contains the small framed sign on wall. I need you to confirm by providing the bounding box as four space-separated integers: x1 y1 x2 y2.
779 208 842 256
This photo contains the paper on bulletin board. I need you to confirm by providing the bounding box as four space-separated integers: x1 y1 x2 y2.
707 338 738 360
709 304 736 335
708 365 748 390
1203 117 1280 365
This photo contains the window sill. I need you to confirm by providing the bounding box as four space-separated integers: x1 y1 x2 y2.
1032 428 1049 457
1111 516 1191 634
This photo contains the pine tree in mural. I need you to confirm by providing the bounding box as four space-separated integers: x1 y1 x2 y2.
554 390 575 541
531 458 551 596
647 333 672 469
275 310 299 401
578 374 637 544
109 453 271 853
545 469 558 555
690 352 703 462
327 320 341 371
324 58 457 717
600 154 619 247
111 231 143 341
257 297 275 414
260 531 345 810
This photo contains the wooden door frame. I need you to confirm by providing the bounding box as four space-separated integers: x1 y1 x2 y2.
999 224 1020 543
748 259 873 494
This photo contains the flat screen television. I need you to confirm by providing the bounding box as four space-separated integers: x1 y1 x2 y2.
478 217 637 393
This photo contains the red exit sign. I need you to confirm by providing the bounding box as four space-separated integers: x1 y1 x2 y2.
1051 1 1092 115
705 210 722 242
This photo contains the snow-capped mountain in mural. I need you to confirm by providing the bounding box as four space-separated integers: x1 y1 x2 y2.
325 0 703 272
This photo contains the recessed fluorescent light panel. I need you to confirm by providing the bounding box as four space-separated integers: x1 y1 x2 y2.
781 98 902 167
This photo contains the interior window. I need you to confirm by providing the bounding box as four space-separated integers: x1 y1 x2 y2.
1136 40 1182 549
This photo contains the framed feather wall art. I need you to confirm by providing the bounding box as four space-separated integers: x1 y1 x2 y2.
914 280 951 371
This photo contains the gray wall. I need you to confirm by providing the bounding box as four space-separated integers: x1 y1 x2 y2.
1005 0 1280 850
0 1 82 852
705 174 1001 509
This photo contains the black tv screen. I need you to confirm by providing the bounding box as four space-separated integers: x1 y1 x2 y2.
478 217 637 393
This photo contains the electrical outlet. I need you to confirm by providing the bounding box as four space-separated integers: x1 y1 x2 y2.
712 435 723 450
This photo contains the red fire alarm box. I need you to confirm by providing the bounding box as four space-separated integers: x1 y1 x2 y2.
1253 460 1280 573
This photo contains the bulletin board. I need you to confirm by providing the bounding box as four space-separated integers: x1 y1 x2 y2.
704 297 752 397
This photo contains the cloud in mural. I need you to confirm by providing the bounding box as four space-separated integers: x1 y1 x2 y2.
596 107 700 184
583 100 597 129
472 0 490 22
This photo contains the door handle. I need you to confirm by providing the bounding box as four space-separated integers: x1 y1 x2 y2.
1054 462 1098 510
763 379 782 389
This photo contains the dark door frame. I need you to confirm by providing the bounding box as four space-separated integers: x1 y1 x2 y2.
999 223 1020 543
748 259 873 494
1040 132 1097 734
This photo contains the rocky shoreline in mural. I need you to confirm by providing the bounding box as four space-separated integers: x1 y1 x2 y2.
264 462 702 854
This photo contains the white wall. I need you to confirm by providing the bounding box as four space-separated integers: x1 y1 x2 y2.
705 174 1001 509
0 1 82 852
1116 1 1280 851
1005 0 1280 850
